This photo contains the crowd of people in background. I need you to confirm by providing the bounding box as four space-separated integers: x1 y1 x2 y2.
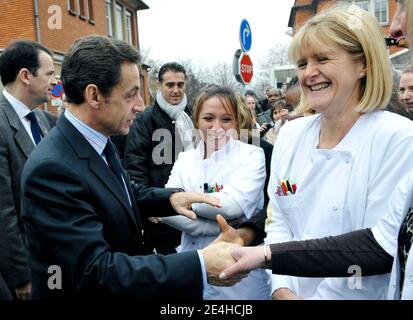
0 0 412 301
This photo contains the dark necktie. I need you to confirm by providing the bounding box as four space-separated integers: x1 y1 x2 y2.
26 111 42 145
103 140 127 195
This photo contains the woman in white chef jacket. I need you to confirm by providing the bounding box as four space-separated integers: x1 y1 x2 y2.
265 4 413 300
159 85 271 300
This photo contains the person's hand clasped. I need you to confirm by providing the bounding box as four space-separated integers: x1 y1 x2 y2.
201 215 248 286
219 246 265 280
170 191 221 220
211 215 266 281
201 241 246 286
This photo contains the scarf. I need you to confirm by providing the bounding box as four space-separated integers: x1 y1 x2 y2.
156 90 195 150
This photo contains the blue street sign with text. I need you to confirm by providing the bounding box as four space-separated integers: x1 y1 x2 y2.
239 19 252 52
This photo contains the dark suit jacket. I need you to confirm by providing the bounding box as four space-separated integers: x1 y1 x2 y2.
21 115 203 299
0 93 54 289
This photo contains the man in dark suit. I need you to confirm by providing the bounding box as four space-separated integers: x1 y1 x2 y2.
21 35 239 299
0 40 57 300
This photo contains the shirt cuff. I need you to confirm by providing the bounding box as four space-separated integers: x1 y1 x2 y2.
197 250 208 297
270 272 294 294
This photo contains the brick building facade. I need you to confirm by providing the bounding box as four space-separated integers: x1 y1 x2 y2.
289 0 398 36
0 0 150 114
288 0 410 69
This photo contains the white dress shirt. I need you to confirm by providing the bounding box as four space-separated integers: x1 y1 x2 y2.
3 89 36 145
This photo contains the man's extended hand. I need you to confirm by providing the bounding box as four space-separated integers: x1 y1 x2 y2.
169 192 221 220
201 241 246 287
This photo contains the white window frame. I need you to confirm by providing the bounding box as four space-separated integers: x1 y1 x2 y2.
353 0 389 25
373 0 389 25
115 3 124 41
125 11 133 45
354 0 369 11
77 0 86 19
106 0 113 37
67 0 77 14
87 0 95 23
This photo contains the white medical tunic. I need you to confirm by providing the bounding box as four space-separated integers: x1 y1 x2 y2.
164 139 271 300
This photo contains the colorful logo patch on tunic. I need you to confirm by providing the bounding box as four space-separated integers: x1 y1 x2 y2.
203 182 224 193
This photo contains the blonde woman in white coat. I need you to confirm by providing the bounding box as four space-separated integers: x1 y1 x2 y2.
265 4 413 300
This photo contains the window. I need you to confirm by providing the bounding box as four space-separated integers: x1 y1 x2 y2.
354 0 388 25
374 0 388 24
68 0 76 15
355 0 369 11
106 0 113 37
78 0 86 19
106 2 136 44
68 0 94 23
125 11 133 44
115 4 123 40
88 0 95 23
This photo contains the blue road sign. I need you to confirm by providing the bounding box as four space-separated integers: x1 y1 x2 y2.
239 19 252 52
51 80 64 98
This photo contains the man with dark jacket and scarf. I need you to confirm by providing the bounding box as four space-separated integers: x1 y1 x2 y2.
124 62 193 254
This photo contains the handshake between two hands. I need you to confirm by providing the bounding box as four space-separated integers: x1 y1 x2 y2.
169 191 269 287
200 215 269 287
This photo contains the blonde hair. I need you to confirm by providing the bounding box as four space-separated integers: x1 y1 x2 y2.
289 4 392 114
236 93 257 141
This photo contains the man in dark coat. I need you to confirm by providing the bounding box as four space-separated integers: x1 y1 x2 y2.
0 40 57 300
21 35 238 299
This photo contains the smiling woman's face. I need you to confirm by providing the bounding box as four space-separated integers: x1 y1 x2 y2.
198 96 237 152
296 42 365 116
